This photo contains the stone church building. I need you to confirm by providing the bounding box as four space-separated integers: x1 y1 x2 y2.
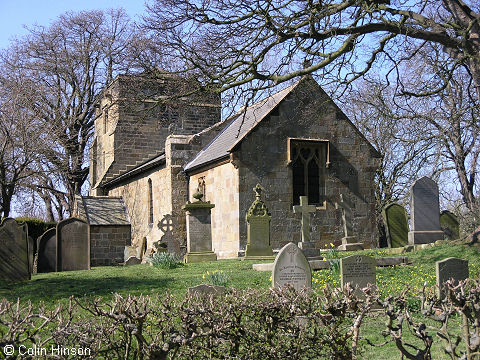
81 73 381 260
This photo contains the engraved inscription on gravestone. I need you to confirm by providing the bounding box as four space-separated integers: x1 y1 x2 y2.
272 242 312 292
340 255 376 293
57 218 90 271
0 218 30 281
436 257 469 298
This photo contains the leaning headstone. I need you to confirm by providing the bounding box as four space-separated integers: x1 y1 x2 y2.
37 228 57 273
293 196 319 257
182 193 217 263
440 211 460 240
436 257 469 298
272 242 312 292
125 256 142 266
408 177 444 244
336 194 364 250
0 218 30 281
124 245 137 262
245 184 274 259
57 217 90 271
383 203 409 248
340 255 376 295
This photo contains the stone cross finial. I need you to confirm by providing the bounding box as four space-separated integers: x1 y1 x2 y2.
253 184 263 200
336 194 354 238
293 196 316 242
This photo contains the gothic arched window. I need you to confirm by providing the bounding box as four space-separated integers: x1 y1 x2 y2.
289 139 329 207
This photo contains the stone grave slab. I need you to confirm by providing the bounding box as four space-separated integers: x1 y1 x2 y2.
408 177 444 244
125 256 142 266
182 196 217 263
436 257 469 298
440 211 460 240
383 203 409 248
272 242 312 291
37 228 57 273
0 218 30 281
57 217 90 271
188 284 227 297
340 255 376 294
245 184 274 259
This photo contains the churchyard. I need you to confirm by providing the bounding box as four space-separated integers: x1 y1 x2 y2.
1 242 480 359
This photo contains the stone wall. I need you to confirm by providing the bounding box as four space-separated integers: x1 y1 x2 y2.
90 74 221 192
233 78 380 251
90 225 131 266
189 162 240 258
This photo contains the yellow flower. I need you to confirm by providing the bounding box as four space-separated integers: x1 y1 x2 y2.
330 242 334 247
202 274 205 279
322 257 327 261
269 276 272 282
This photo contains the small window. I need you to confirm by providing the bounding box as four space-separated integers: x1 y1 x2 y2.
288 139 329 206
148 179 154 225
103 108 109 134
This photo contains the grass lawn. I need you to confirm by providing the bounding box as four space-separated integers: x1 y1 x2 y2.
1 243 479 359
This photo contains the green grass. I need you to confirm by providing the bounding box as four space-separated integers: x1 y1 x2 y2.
1 243 479 359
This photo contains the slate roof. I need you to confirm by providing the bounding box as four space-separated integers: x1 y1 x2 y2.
77 196 130 225
184 80 301 172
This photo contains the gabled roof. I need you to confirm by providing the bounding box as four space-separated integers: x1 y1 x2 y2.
184 80 301 172
76 196 130 225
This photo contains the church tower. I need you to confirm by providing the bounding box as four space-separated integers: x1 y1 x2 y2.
90 74 221 195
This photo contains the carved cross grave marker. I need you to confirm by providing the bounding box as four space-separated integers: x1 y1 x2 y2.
335 194 363 250
293 196 316 243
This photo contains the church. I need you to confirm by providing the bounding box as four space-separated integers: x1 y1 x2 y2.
78 73 381 263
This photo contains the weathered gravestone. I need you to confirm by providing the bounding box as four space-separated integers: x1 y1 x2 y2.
57 217 90 271
272 242 312 291
440 211 460 240
0 218 30 281
408 177 444 244
436 257 469 298
245 184 274 259
182 194 217 263
340 255 376 294
293 196 319 257
37 228 57 273
383 203 409 248
336 194 364 250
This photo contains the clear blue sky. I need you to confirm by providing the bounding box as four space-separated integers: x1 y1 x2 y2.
0 0 148 50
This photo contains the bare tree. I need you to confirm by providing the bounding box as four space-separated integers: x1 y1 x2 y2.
0 9 139 217
144 0 480 102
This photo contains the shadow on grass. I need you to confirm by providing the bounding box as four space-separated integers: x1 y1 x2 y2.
0 273 174 303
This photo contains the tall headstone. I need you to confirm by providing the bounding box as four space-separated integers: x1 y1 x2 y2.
408 177 444 244
382 203 409 248
245 184 274 259
0 218 30 281
272 242 312 292
37 228 57 273
57 217 90 271
293 196 319 257
440 210 460 240
436 257 469 298
340 255 376 295
336 194 364 250
182 193 217 263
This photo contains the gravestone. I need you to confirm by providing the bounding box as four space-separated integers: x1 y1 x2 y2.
440 211 460 240
188 284 227 297
272 242 312 292
383 203 409 248
157 214 178 254
336 194 364 250
37 228 57 273
408 177 444 244
57 217 90 271
0 218 30 281
340 255 376 294
436 257 469 298
293 196 319 257
182 194 217 263
245 184 274 259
